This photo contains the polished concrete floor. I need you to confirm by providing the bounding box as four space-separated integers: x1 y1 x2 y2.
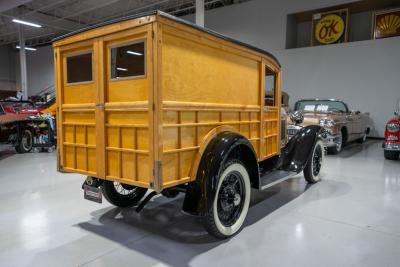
0 140 399 267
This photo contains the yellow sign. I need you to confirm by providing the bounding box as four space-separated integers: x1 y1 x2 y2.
315 14 345 44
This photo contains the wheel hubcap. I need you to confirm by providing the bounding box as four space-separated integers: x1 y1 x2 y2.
217 171 245 227
113 182 139 196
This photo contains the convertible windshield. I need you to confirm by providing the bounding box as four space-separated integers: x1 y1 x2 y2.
295 100 347 113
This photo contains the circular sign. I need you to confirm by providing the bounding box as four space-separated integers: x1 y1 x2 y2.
315 14 345 44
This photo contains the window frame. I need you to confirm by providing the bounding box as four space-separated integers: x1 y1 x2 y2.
108 39 147 82
64 49 94 86
264 65 278 107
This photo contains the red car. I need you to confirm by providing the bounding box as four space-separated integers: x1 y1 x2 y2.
0 101 40 153
383 98 400 160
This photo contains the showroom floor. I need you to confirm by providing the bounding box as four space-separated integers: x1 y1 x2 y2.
0 139 399 267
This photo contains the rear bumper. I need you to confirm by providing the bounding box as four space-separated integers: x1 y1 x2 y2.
382 142 400 151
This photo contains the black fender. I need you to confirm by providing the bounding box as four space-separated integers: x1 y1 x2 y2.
182 131 259 216
279 125 326 173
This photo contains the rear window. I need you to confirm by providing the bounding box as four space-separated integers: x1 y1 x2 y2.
110 41 145 79
66 52 93 84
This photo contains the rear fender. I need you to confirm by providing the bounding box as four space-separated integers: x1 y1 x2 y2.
182 131 259 216
279 125 325 173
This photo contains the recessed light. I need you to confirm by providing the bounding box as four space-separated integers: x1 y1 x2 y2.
16 45 37 51
126 50 143 56
12 19 42 28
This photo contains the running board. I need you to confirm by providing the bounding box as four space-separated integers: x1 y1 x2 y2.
260 170 298 190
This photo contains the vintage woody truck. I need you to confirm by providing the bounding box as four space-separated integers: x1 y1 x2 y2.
53 11 325 239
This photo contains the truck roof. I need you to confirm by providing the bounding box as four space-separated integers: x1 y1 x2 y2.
52 10 280 67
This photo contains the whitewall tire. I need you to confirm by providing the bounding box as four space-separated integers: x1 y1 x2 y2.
205 160 251 239
303 140 324 184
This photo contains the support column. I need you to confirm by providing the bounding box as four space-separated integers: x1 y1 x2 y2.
195 0 204 27
18 25 28 100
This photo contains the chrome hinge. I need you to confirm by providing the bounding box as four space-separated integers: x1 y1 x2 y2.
96 103 105 109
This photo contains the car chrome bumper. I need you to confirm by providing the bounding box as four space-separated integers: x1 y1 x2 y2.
382 142 400 151
287 126 339 148
323 133 340 147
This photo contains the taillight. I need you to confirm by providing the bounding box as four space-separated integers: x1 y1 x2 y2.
387 123 400 133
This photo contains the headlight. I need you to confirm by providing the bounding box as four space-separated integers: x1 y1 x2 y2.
387 123 400 132
319 118 336 127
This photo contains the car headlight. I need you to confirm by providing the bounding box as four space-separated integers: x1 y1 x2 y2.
387 123 400 132
319 118 336 127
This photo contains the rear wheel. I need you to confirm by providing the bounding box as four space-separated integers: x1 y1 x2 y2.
357 129 368 143
15 129 33 153
384 150 399 160
205 159 251 239
102 181 147 207
303 140 324 183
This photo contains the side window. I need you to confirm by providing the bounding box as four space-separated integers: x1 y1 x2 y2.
0 105 4 115
66 52 93 84
110 41 145 79
265 66 277 106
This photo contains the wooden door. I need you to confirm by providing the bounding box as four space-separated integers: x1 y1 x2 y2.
57 40 98 176
101 26 153 187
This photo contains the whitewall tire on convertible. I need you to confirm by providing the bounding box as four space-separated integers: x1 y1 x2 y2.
205 159 251 239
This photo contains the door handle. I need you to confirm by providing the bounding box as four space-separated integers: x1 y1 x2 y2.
96 103 105 109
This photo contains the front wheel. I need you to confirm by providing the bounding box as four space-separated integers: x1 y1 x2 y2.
303 140 324 183
205 159 251 239
102 181 147 207
328 131 342 154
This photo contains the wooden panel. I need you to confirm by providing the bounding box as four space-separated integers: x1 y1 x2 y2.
161 104 263 187
161 29 260 106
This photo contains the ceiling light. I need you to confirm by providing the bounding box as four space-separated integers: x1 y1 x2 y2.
12 19 42 28
16 45 37 51
116 67 128 71
127 50 143 56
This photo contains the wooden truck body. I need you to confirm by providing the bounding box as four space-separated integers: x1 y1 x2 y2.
53 11 325 238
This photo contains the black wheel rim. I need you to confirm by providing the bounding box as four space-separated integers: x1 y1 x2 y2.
312 145 322 176
217 171 245 227
113 182 139 197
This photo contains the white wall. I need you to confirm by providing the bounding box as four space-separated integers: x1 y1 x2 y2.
183 0 399 137
0 45 17 91
26 46 54 96
15 45 54 96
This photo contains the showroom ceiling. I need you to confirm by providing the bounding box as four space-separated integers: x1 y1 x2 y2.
0 0 251 47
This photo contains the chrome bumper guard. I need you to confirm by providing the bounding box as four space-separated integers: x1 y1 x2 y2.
382 142 400 151
287 125 338 148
